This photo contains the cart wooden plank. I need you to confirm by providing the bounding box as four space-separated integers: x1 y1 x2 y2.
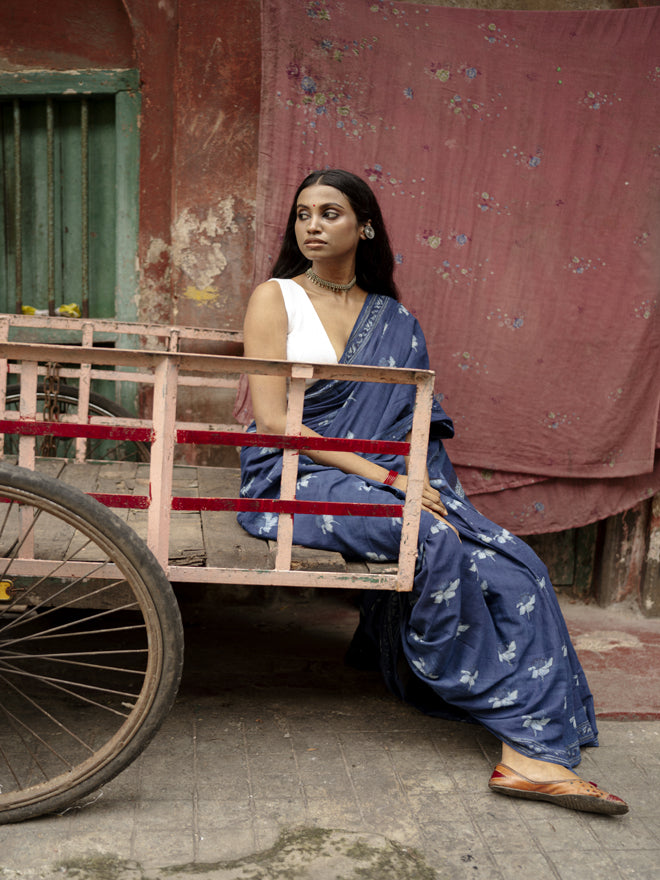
198 466 275 570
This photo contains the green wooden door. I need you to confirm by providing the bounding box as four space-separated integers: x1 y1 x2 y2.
0 71 140 321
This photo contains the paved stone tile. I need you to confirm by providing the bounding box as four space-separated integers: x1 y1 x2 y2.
133 798 194 830
493 850 567 879
197 797 252 823
250 798 309 828
194 757 250 793
588 813 658 851
474 811 548 854
524 813 601 852
425 847 505 879
303 797 364 827
399 769 459 798
131 827 195 865
461 789 524 818
195 821 258 863
407 791 472 824
610 848 660 880
414 817 484 851
549 847 625 879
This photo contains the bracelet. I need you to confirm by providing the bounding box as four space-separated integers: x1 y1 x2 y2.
383 470 399 486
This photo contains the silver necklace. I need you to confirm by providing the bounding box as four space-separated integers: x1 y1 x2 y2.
305 267 356 293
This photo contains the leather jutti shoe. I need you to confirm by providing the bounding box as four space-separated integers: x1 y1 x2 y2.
488 763 629 815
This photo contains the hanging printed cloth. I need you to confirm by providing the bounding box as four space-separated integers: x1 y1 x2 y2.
254 0 660 533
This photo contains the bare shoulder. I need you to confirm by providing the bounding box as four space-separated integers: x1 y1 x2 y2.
245 280 285 316
244 280 287 356
246 279 285 316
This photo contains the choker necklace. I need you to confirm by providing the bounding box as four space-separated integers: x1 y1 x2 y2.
305 267 356 293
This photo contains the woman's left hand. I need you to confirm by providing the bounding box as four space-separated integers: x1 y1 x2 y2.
391 474 460 540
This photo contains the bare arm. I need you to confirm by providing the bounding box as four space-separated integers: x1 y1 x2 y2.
243 281 390 482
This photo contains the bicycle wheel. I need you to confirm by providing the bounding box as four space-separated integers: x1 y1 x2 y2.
3 384 150 462
0 463 183 824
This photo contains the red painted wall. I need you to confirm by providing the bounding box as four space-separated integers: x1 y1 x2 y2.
170 0 260 335
0 0 261 341
0 0 134 69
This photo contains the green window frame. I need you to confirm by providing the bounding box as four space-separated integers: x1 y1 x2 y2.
0 70 140 321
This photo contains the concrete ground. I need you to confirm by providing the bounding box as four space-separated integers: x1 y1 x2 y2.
1 590 658 880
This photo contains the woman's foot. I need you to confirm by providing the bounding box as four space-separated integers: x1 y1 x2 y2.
488 763 629 815
491 745 628 815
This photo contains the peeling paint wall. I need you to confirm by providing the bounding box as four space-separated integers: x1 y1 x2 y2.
171 0 260 332
171 201 237 315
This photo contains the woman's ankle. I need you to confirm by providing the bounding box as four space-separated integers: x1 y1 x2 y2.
499 745 578 781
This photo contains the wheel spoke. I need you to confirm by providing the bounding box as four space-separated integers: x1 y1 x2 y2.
0 463 181 823
1 672 96 757
0 572 130 637
0 662 140 704
1 608 143 650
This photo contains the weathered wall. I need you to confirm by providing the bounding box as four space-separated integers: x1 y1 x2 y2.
2 0 643 340
0 0 260 340
125 0 260 336
0 0 134 69
171 0 260 333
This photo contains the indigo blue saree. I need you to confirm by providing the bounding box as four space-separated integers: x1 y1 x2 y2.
239 292 598 767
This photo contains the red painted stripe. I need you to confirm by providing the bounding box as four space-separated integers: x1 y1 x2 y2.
171 497 404 516
89 493 151 509
82 493 403 517
176 429 409 455
0 421 409 455
0 420 153 442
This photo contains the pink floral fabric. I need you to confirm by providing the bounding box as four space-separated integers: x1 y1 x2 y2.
255 1 660 532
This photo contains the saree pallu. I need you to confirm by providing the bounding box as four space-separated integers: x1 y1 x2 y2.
239 293 598 767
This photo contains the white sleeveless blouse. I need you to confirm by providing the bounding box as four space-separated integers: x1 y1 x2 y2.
274 278 339 365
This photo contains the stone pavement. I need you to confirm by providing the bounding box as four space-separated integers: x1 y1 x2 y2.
0 591 658 880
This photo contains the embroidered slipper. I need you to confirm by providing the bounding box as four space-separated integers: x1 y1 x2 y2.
488 763 629 815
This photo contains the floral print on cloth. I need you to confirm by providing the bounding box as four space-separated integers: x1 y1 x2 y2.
255 1 660 532
239 293 598 766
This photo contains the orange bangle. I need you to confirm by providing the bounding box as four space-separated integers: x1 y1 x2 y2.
383 470 398 486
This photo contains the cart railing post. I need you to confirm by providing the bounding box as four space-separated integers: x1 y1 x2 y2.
396 371 434 591
148 355 179 568
17 361 38 474
75 321 94 461
275 363 313 571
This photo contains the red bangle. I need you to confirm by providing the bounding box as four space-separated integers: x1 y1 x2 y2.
383 470 399 486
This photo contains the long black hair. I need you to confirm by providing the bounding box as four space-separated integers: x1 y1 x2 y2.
271 169 400 300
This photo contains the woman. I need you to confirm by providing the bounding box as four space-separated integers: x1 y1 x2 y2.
239 169 628 815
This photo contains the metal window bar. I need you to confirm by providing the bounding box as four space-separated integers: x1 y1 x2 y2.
12 99 22 315
80 98 89 318
46 97 54 316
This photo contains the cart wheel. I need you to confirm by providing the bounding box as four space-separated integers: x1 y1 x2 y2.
4 384 150 462
0 463 183 824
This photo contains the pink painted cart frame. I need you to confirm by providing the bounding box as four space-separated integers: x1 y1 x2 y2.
0 315 435 593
